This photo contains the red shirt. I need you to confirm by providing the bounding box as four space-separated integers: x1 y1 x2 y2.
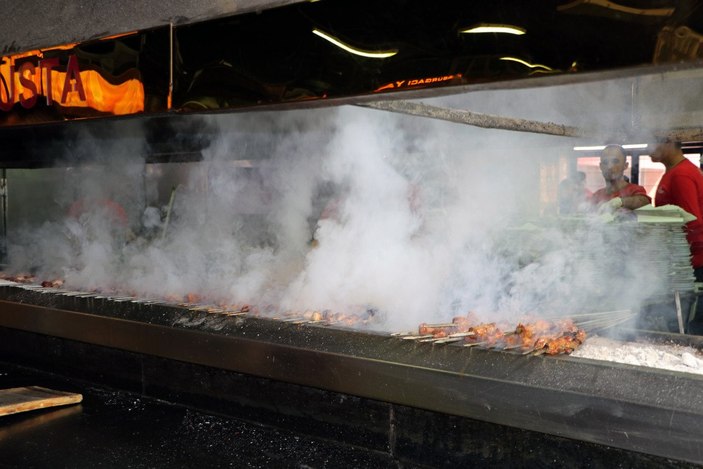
590 183 650 205
654 158 703 268
68 198 129 227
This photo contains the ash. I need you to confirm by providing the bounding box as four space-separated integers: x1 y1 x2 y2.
572 336 703 375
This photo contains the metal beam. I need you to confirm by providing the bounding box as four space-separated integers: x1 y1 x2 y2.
359 99 703 144
357 100 585 138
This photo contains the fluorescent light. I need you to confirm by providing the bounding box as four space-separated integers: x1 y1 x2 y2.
573 145 606 151
460 24 526 35
312 28 398 59
500 56 553 70
573 143 648 151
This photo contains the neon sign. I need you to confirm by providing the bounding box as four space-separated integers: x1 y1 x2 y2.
375 73 462 92
0 48 145 116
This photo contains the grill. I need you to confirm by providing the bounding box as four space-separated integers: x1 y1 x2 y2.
1 280 703 464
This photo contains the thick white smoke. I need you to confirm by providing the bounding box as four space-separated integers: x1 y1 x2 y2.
5 86 672 331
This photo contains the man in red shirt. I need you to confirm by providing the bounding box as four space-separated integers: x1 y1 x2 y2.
651 138 703 281
68 198 129 228
590 144 651 211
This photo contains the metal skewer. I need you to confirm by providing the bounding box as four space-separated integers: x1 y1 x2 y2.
401 334 434 340
433 337 464 344
464 341 489 348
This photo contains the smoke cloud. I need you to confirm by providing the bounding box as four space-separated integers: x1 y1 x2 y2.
5 78 677 332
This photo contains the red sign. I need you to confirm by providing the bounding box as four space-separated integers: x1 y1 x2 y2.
0 55 85 110
375 73 463 92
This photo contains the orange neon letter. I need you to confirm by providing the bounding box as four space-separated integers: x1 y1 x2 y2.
39 57 59 105
60 55 86 103
0 65 15 112
18 62 38 108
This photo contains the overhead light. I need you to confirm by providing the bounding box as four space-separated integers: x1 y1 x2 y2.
573 145 606 151
312 28 398 59
460 24 526 35
573 143 648 151
500 56 553 71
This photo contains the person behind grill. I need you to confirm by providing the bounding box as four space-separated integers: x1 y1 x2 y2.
68 198 129 227
590 144 650 212
650 137 703 281
649 137 703 334
67 197 135 244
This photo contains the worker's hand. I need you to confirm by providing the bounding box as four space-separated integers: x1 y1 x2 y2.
598 197 623 214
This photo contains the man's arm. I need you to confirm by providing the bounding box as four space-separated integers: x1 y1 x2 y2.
621 194 650 210
619 184 651 210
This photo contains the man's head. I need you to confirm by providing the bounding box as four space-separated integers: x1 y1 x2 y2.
649 137 682 164
599 144 628 182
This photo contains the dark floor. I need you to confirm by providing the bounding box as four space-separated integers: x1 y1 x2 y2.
0 362 405 469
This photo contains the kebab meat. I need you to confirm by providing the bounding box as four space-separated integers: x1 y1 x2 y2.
413 313 587 355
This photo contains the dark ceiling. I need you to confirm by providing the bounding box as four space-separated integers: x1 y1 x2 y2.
171 0 703 108
0 0 702 167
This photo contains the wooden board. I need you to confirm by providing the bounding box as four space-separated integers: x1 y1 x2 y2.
0 386 82 417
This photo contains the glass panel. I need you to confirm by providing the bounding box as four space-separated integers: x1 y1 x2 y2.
172 0 703 111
